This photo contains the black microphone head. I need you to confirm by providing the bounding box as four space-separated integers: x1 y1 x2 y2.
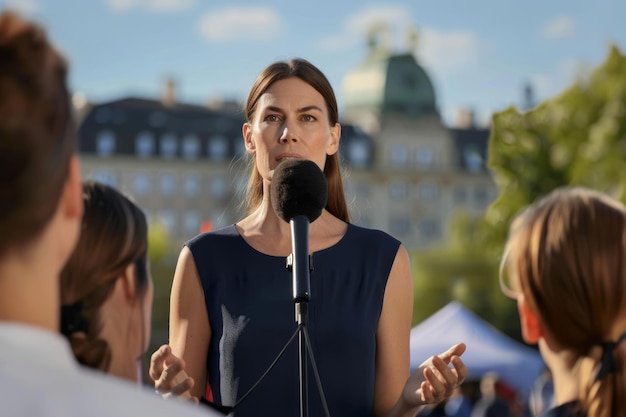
270 158 328 223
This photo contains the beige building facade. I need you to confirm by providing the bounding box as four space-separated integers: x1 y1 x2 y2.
77 43 496 250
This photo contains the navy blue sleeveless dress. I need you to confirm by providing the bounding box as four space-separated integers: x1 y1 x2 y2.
185 223 401 417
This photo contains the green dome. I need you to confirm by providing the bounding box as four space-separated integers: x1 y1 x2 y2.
342 52 438 121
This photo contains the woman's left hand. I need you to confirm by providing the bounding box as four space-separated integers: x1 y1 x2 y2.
402 342 467 408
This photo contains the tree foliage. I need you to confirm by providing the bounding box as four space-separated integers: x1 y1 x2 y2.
147 221 175 342
486 45 626 249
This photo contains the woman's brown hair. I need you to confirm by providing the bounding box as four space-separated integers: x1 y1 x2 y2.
243 58 350 222
60 181 149 372
502 187 626 417
0 11 74 258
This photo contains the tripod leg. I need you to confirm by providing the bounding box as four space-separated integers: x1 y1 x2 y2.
299 326 308 417
302 326 331 417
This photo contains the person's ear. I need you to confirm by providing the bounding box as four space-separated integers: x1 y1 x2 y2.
326 123 340 156
118 263 138 306
243 123 256 154
62 156 83 220
517 295 543 344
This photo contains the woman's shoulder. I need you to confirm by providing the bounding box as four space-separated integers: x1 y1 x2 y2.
346 223 402 248
185 224 240 251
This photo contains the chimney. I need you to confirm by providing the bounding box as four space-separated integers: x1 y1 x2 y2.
161 77 176 107
523 81 535 111
455 108 475 129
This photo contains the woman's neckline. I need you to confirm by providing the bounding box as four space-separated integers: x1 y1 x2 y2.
232 222 353 259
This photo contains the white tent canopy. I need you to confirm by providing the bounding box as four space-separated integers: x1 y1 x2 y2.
410 301 545 399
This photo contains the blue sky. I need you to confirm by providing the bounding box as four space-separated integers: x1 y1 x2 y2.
2 0 624 126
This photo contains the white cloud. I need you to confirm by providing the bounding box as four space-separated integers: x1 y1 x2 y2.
315 34 356 54
344 5 409 34
415 28 482 76
314 5 482 76
4 0 39 14
197 6 282 42
315 5 411 53
542 16 576 40
107 0 196 13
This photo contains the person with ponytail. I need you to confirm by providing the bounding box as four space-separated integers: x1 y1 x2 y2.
60 181 153 382
500 186 626 417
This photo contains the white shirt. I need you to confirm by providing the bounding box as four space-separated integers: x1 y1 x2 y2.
0 322 220 417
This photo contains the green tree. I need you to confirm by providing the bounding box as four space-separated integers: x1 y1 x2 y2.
147 221 175 343
486 45 626 249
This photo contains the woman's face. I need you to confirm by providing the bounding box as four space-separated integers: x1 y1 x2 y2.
243 77 340 182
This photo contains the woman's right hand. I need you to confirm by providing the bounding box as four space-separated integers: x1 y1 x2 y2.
149 344 197 402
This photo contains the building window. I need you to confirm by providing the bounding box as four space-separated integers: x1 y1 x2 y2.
90 169 117 187
390 218 411 236
182 134 200 159
135 131 155 158
148 111 167 127
211 175 228 200
453 186 467 204
160 133 177 159
464 146 484 172
133 171 151 196
183 210 201 236
474 186 490 208
348 139 369 167
184 174 201 198
389 144 408 167
111 109 126 125
96 130 116 157
160 173 175 197
419 219 440 238
158 210 177 235
388 181 409 200
418 181 439 201
208 135 229 160
416 146 435 169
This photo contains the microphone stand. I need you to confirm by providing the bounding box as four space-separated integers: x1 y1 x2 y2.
287 215 330 417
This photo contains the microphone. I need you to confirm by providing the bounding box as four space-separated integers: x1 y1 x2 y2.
270 158 328 306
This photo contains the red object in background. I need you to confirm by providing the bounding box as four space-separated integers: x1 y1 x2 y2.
200 221 213 233
496 380 517 402
205 384 214 402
